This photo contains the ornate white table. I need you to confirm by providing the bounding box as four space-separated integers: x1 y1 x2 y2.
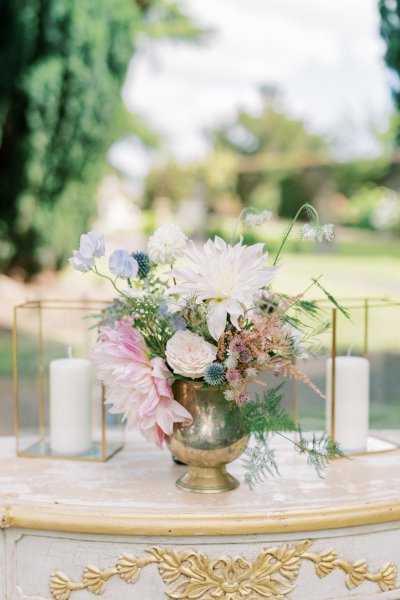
0 433 399 600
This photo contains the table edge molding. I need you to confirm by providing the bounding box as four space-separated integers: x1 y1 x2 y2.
1 499 400 536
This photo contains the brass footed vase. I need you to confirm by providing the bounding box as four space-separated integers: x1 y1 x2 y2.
166 381 249 493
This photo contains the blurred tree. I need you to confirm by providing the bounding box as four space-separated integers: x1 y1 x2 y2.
0 0 205 277
210 88 331 218
380 0 400 132
0 0 141 275
142 89 331 221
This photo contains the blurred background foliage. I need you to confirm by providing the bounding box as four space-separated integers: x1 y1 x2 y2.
0 0 206 278
1 1 400 435
1 0 400 280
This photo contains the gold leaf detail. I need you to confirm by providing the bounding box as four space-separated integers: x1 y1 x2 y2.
82 565 106 595
49 542 398 599
372 561 398 592
345 560 368 589
116 555 141 584
49 572 71 600
314 550 337 578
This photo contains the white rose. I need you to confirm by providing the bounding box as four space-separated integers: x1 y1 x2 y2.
165 330 217 378
147 224 187 265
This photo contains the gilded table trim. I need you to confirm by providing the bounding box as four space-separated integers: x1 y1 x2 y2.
2 499 400 536
49 542 397 599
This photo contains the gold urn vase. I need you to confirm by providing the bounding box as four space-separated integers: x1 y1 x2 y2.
166 381 249 493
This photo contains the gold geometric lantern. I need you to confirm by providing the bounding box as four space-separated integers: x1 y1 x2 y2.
13 300 124 461
297 298 400 456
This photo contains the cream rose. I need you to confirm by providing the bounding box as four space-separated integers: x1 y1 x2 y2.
165 330 217 378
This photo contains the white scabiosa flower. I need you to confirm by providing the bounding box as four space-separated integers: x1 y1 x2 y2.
301 223 335 243
301 223 318 241
224 389 235 401
322 224 335 241
165 330 217 378
147 224 187 265
169 236 276 341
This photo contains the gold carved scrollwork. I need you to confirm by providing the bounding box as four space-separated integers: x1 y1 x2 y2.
49 541 398 600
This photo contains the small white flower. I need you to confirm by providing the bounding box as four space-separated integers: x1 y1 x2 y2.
124 289 150 299
225 352 239 369
244 210 273 227
322 224 335 242
165 330 217 378
148 224 188 265
224 390 235 401
301 223 335 243
69 231 105 273
301 223 318 241
245 367 258 378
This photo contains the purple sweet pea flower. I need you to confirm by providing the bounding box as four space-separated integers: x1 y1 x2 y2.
69 250 94 272
69 231 105 273
109 250 138 279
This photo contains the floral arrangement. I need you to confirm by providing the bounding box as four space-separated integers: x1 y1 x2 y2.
71 205 344 486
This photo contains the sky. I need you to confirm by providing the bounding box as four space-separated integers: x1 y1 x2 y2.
110 0 394 177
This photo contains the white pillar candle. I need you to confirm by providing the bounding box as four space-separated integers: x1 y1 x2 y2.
326 356 369 453
50 357 92 455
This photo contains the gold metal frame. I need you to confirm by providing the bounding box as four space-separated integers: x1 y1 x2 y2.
13 299 123 462
318 297 400 457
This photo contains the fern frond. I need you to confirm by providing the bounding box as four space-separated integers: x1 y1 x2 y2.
296 430 345 477
243 437 279 490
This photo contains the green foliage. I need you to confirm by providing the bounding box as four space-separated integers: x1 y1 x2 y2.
0 0 140 276
142 90 330 218
0 0 206 277
97 293 174 358
311 278 350 320
296 431 344 477
243 441 279 490
380 0 400 124
240 383 296 436
140 0 212 42
239 384 344 490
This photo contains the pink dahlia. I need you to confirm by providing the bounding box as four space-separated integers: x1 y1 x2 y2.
91 320 192 447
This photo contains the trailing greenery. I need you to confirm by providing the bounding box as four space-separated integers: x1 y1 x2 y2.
239 384 344 490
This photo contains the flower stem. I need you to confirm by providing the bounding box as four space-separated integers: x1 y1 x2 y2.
92 266 130 299
273 203 319 266
231 207 254 243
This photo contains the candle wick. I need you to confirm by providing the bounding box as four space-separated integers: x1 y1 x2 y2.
67 346 73 359
347 346 353 357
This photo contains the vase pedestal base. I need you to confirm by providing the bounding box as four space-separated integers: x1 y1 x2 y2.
176 465 239 494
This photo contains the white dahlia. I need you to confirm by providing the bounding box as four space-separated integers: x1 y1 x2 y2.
147 224 187 265
169 236 276 340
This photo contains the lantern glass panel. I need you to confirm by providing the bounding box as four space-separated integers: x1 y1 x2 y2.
14 300 124 461
294 298 400 455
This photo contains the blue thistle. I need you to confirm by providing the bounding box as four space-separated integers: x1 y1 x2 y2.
203 362 225 386
132 251 151 279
